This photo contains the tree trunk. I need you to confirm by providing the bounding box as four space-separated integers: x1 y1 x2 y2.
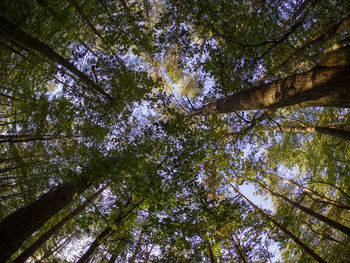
76 227 113 263
0 177 90 263
0 15 112 101
207 243 216 263
191 64 350 115
257 182 350 236
0 134 68 144
229 231 248 263
265 125 350 141
108 253 117 263
227 181 327 263
13 186 106 263
274 13 350 73
76 197 145 263
266 172 350 209
129 226 144 263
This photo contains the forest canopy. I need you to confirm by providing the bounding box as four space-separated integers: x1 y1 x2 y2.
0 0 350 262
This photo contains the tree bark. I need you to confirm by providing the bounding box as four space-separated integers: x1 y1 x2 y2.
273 12 350 73
0 177 90 263
207 243 216 263
76 197 145 263
13 186 106 263
76 227 113 263
266 173 350 209
226 180 327 263
108 253 117 263
0 134 68 144
257 182 350 236
191 65 350 115
265 125 350 141
0 15 112 101
129 225 144 263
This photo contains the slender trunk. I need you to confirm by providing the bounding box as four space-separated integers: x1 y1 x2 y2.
0 15 111 101
76 227 113 263
0 177 90 262
265 125 350 141
129 226 144 263
66 0 106 47
66 0 125 67
37 231 76 263
229 231 247 263
145 244 154 262
108 254 117 263
76 197 145 263
207 243 216 263
274 13 350 73
257 181 350 236
191 64 350 115
0 134 68 144
0 92 19 101
266 173 350 209
13 186 106 263
226 180 327 263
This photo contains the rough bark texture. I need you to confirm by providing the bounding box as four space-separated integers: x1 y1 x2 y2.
266 126 350 141
0 15 112 101
13 186 106 263
76 227 113 263
0 177 90 263
191 65 350 115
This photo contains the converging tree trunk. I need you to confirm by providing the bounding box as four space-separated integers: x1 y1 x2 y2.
256 181 350 236
129 225 144 263
77 197 145 263
264 125 350 141
226 180 327 263
0 177 90 262
13 186 106 263
273 12 350 73
207 243 216 263
192 64 350 115
77 227 113 263
0 15 112 101
265 173 350 210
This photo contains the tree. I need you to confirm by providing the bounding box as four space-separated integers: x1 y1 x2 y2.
13 186 106 263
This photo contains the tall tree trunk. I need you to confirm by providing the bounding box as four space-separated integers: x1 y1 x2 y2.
108 253 117 263
256 181 350 236
0 177 90 263
129 225 144 263
66 0 125 67
229 231 248 263
191 64 350 115
273 13 350 73
0 134 69 144
76 197 145 263
226 180 327 263
0 15 112 101
76 227 113 263
265 172 350 209
264 125 350 141
207 243 216 263
13 186 106 263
